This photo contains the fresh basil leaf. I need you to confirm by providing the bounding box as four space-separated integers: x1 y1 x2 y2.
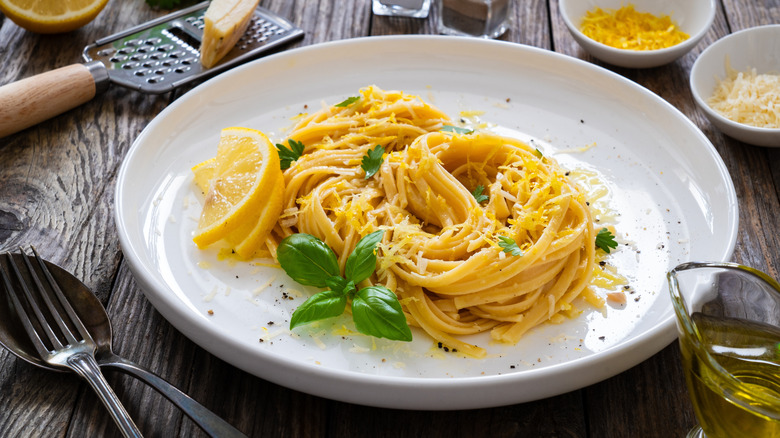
277 234 341 287
361 145 385 179
441 125 473 135
290 290 347 329
595 228 618 253
335 96 359 107
325 276 355 296
471 185 489 203
344 230 384 284
276 139 305 170
351 286 412 342
498 236 523 256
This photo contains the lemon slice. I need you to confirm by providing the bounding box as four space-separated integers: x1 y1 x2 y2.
193 127 282 250
200 0 260 68
0 0 108 34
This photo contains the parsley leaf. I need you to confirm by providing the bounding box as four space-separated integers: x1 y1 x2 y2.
498 236 523 256
533 148 544 159
361 145 385 179
275 139 305 170
595 228 618 253
441 125 474 135
471 185 489 203
335 96 360 107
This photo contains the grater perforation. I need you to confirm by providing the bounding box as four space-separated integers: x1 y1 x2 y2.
83 2 303 94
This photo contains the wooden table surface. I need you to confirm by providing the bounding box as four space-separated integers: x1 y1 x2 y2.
1 1 779 437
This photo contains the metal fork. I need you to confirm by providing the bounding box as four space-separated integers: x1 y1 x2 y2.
0 247 142 438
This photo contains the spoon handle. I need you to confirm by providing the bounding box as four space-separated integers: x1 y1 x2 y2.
99 354 247 438
68 352 143 438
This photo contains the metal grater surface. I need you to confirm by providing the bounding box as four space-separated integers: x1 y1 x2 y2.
82 2 303 94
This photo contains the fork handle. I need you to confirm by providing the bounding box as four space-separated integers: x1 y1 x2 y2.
68 352 143 438
100 354 247 438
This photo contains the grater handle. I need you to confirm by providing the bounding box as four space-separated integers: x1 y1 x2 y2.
0 62 107 139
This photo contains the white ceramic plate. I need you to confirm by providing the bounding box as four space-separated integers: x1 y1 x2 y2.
115 36 738 409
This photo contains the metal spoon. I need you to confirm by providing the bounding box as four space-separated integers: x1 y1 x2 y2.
0 255 246 438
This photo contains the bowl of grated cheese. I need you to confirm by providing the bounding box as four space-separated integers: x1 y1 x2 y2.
690 25 780 147
559 0 716 69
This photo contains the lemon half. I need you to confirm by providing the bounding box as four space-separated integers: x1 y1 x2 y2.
0 0 109 34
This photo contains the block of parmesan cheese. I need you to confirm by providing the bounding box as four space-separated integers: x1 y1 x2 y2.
200 0 261 68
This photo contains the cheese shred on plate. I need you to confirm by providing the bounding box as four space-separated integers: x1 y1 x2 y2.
708 64 780 129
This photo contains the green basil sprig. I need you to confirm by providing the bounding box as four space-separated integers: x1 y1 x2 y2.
277 230 412 342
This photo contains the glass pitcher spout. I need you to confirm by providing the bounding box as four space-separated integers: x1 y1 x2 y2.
667 262 780 438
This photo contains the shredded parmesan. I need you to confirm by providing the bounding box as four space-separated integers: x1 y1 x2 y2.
252 276 275 297
708 63 780 129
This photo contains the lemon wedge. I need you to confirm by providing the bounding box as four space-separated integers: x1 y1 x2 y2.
193 127 284 257
191 157 216 194
0 0 108 34
224 175 283 258
200 0 260 68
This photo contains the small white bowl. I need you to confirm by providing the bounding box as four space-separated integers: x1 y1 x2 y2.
690 25 780 147
559 0 716 69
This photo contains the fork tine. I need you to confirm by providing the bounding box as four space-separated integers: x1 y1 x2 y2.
29 246 93 344
16 247 83 347
1 253 58 357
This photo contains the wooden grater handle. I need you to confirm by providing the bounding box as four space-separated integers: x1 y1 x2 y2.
0 62 106 139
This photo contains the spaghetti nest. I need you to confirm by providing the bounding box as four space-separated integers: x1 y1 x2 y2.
267 86 597 358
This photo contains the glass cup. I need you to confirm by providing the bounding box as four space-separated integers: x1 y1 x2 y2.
372 0 431 18
667 262 780 438
437 0 510 39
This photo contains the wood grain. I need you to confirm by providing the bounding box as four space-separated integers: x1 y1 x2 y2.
1 1 778 437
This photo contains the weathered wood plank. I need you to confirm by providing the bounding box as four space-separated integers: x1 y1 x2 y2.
719 0 780 279
0 2 180 437
325 389 586 437
2 1 776 437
